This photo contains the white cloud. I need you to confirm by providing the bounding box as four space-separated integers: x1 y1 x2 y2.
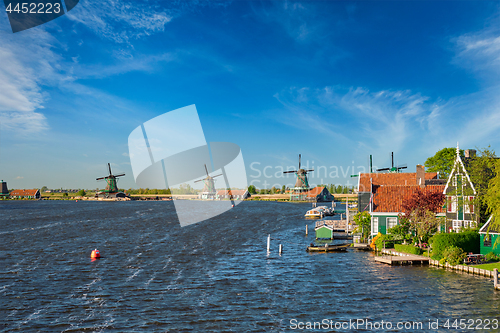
274 86 432 156
67 0 172 44
15 176 24 180
0 20 60 133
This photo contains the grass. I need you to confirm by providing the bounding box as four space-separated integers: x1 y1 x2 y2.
474 262 500 271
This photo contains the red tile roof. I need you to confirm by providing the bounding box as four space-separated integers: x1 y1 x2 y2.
305 186 325 198
9 189 39 197
217 189 248 196
358 172 438 192
372 185 445 213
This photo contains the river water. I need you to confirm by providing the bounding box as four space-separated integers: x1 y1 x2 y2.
1 200 499 332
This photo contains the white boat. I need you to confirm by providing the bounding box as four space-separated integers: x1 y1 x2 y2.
305 206 332 218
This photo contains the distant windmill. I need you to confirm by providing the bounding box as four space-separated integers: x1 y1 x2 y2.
195 164 222 197
283 154 314 189
376 152 407 173
96 163 125 196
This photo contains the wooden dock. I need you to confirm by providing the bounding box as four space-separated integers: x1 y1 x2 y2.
375 255 429 265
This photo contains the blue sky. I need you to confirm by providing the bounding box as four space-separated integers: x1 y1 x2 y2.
1 0 500 190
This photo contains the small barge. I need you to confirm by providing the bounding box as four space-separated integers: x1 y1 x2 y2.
306 243 351 252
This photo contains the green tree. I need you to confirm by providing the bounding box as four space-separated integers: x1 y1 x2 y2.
248 185 257 194
425 147 464 178
353 211 371 242
77 189 86 197
409 208 442 247
41 186 48 193
336 185 342 194
486 158 500 232
281 185 286 194
467 147 497 225
270 186 276 194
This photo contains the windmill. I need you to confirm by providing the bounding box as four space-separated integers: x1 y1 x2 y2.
283 154 314 200
195 164 222 199
96 163 126 197
376 152 407 173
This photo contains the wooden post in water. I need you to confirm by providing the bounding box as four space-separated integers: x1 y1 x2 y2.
346 196 349 233
279 244 282 255
267 234 270 254
495 268 498 290
306 224 308 235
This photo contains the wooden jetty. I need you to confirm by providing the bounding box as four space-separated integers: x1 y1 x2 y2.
315 219 355 232
306 243 350 252
375 255 429 265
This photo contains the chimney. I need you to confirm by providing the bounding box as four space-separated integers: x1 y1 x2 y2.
416 165 425 188
465 149 476 158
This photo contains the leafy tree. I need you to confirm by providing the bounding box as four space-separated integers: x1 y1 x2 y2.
336 185 342 194
62 192 68 197
425 147 464 178
77 189 86 197
467 147 497 225
486 158 500 231
353 211 371 242
41 186 48 192
409 208 443 247
281 185 286 193
270 186 276 194
248 185 257 194
401 188 445 247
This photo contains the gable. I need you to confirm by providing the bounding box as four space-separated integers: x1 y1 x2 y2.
443 147 476 195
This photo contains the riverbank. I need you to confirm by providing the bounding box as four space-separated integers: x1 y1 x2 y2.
380 248 500 290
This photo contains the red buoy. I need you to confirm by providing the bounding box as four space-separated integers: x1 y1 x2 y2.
91 249 101 259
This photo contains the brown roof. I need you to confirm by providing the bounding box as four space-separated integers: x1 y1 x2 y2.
372 185 445 213
358 172 438 192
217 189 248 196
10 189 39 197
305 186 326 198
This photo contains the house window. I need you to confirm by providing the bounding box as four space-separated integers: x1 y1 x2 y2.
451 197 457 213
484 235 492 247
452 220 462 229
387 217 397 230
372 217 379 234
452 175 457 187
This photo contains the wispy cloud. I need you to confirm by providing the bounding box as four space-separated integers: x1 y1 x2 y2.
67 0 173 44
274 86 432 156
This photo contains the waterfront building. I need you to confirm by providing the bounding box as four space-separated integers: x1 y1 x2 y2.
442 145 478 232
479 216 500 256
304 186 334 202
357 165 445 236
9 189 41 199
216 189 251 200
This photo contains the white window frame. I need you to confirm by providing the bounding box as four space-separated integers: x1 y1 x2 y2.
387 217 397 230
372 217 379 234
452 220 462 229
451 197 457 213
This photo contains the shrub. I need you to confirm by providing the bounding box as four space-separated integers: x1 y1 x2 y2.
486 252 499 262
394 244 422 255
429 230 479 257
375 234 400 250
442 245 466 266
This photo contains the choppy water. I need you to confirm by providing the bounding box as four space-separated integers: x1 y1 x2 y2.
1 200 499 332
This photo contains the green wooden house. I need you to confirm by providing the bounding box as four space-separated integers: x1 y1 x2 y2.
315 224 334 239
443 145 477 232
479 216 500 256
357 164 445 236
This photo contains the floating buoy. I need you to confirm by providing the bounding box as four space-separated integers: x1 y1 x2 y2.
232 204 234 208
91 249 101 259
